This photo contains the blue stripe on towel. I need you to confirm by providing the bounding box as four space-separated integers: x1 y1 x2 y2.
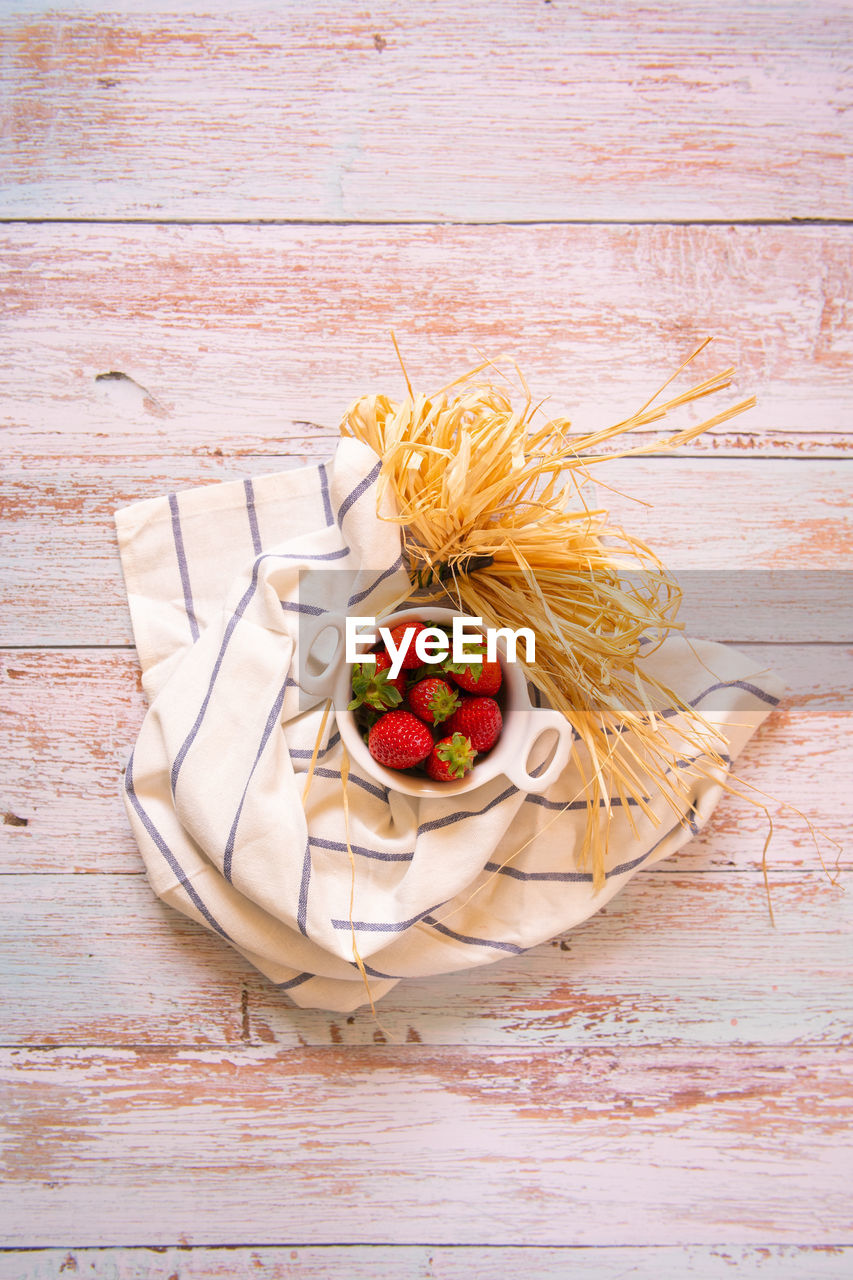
223 677 289 883
289 730 341 761
422 915 525 955
275 971 315 992
483 813 704 885
347 554 405 608
309 836 414 863
124 751 232 943
274 547 351 562
690 679 779 709
330 901 446 933
280 600 329 615
336 460 382 526
310 767 388 802
318 462 334 526
170 565 261 795
243 477 262 556
168 492 200 642
297 838 312 936
417 783 519 836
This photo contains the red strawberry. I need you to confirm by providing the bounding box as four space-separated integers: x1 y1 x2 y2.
368 710 434 771
383 622 427 671
348 656 407 713
426 733 477 782
446 657 502 695
407 677 460 726
445 696 503 753
373 650 409 696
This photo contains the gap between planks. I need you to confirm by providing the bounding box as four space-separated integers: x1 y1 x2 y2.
3 217 853 226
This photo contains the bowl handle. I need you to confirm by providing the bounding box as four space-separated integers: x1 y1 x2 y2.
504 709 573 794
297 611 348 698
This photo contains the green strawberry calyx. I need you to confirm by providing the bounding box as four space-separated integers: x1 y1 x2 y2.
348 662 403 712
425 681 460 725
444 640 488 678
435 732 477 778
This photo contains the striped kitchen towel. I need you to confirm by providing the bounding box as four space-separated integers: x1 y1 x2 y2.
116 437 783 1012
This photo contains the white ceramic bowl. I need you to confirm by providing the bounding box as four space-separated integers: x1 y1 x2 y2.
298 605 572 798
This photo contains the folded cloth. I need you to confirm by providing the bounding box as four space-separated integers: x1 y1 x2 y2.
116 438 783 1012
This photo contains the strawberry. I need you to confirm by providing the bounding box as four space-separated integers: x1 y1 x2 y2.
426 733 477 782
348 656 405 713
373 650 409 696
383 621 428 671
407 677 460 726
368 710 434 771
445 696 503 753
446 657 502 695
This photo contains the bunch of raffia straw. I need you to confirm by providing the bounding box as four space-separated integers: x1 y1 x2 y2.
338 338 764 891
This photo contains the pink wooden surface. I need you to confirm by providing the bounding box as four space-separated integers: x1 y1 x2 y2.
1 3 851 1275
2 1 851 221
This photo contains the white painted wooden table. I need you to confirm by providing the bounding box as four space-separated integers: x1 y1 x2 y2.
1 3 851 1276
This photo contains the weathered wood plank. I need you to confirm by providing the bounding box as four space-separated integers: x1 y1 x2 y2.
1 648 848 874
2 1243 852 1280
0 873 249 1049
1 457 849 644
1 3 850 220
0 870 848 1050
2 224 852 461
1 1044 850 1246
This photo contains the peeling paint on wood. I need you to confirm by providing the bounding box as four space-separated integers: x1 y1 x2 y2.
0 1044 850 1246
1 225 852 462
0 3 850 220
